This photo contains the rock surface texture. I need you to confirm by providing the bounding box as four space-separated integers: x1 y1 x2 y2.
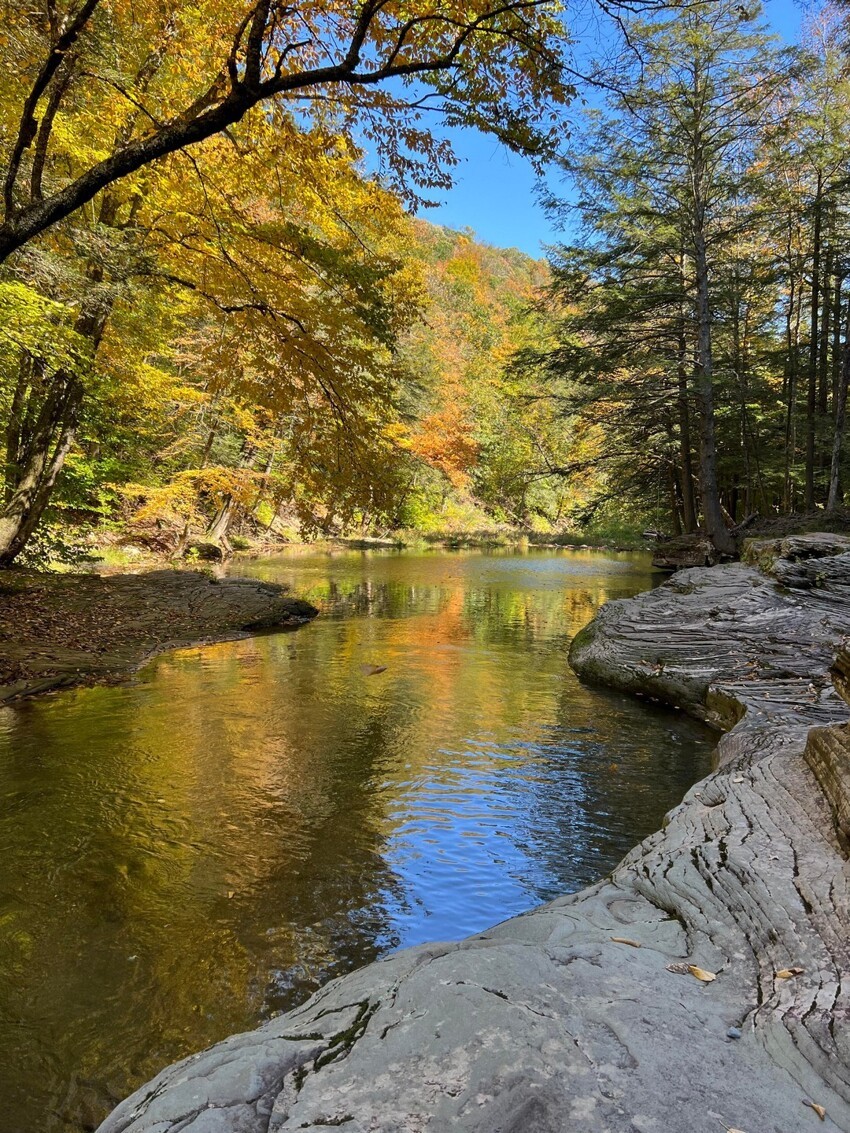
98 537 850 1133
650 532 720 571
0 569 318 702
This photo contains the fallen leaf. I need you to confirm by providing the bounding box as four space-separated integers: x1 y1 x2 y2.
666 962 691 975
360 663 388 676
732 776 744 783
688 965 717 983
775 967 805 979
803 1100 827 1120
610 936 641 948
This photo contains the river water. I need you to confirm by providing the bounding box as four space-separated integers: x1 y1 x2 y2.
0 548 714 1132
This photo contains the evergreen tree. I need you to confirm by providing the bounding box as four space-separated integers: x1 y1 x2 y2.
531 0 791 552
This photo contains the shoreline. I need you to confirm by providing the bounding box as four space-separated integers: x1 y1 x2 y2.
0 568 318 705
85 531 650 571
96 531 850 1133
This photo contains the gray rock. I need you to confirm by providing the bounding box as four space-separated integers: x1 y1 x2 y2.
99 540 850 1133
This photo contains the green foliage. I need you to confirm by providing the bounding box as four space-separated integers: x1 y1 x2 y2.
523 0 850 536
16 512 99 569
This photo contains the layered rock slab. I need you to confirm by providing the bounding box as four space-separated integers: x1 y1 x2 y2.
99 541 850 1133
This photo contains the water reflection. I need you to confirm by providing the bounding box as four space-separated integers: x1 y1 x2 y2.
0 548 714 1132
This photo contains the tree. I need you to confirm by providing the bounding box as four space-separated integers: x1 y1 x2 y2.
0 0 575 261
529 0 788 553
760 6 850 511
0 84 431 561
0 0 582 563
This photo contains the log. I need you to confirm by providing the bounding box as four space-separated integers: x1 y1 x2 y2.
651 533 720 571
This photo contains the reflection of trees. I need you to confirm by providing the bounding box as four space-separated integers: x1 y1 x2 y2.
0 642 417 1133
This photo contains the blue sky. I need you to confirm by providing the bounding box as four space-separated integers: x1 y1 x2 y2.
415 0 805 257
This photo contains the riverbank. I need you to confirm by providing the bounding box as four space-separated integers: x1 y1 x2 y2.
94 531 850 1133
0 569 318 703
69 504 850 572
78 523 650 571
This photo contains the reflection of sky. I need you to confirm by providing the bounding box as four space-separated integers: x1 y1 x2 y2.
359 659 713 950
242 548 714 951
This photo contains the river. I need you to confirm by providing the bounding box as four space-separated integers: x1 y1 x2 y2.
0 547 715 1132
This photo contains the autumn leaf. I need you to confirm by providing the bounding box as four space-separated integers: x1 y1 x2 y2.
688 965 717 983
803 1100 827 1121
610 937 641 948
668 962 718 982
775 967 805 979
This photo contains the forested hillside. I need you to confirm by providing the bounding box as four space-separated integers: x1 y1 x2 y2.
2 208 588 564
391 224 573 536
0 0 580 566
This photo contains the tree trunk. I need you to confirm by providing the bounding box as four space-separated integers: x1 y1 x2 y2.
691 184 735 557
0 370 83 564
818 243 833 420
207 496 236 546
832 269 844 404
668 464 683 536
784 241 800 512
827 297 850 512
676 274 698 533
805 175 823 511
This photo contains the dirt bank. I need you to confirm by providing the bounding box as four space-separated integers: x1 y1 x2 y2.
0 569 318 703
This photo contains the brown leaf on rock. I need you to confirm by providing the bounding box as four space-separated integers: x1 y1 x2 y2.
687 965 717 982
775 967 804 979
666 962 718 981
802 1100 826 1120
610 936 641 948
